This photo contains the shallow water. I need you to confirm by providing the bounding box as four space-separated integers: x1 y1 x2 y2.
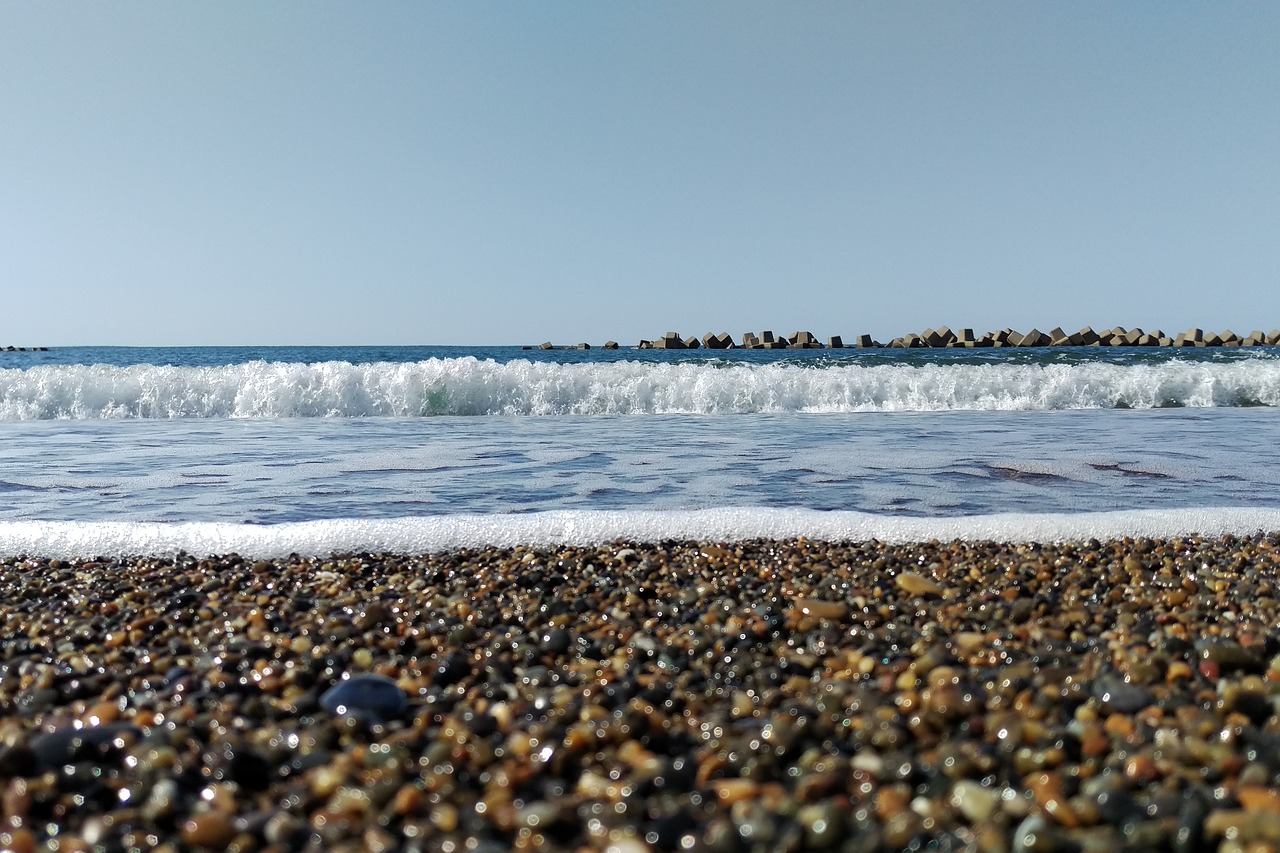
1 408 1276 523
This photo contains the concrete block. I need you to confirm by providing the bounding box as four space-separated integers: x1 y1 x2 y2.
1071 327 1100 346
702 332 733 349
539 342 554 350
828 335 844 349
924 327 955 347
652 334 686 349
603 341 619 349
682 336 701 349
855 334 876 348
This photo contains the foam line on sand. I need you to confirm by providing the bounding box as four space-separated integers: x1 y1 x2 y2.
4 507 1280 557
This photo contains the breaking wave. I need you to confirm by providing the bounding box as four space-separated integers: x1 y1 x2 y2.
4 357 1280 419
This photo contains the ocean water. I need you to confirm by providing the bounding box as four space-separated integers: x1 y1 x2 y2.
3 345 1280 556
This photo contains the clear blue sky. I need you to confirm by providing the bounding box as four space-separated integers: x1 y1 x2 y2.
3 3 1277 346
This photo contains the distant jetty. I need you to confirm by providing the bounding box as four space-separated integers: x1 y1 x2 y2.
530 326 1280 351
1 346 50 352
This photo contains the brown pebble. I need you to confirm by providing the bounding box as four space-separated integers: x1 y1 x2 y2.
875 784 911 820
713 778 759 805
180 812 237 850
82 701 120 726
0 828 36 853
790 598 848 620
896 571 944 597
1239 786 1280 814
430 802 459 833
1205 809 1280 843
392 784 422 816
1027 772 1080 828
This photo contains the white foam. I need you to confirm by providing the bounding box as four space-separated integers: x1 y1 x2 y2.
3 508 1278 558
4 358 1280 418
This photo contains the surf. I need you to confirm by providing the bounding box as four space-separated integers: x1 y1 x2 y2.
4 357 1280 419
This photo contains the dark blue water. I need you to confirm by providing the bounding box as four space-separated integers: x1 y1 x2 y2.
5 343 1275 369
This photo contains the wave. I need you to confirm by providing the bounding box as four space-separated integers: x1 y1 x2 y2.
4 357 1280 418
3 508 1280 557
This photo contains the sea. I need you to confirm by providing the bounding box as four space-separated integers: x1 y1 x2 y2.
3 344 1280 558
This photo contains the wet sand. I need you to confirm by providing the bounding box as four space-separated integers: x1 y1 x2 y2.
2 535 1280 852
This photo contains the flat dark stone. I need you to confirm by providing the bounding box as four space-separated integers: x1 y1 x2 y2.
320 674 408 725
31 723 142 770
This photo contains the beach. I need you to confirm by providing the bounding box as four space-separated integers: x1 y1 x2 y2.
4 535 1280 852
5 345 1280 851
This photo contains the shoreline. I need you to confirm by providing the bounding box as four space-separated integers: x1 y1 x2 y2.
7 508 1280 560
3 535 1280 851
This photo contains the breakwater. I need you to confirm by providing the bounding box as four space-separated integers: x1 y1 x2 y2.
626 326 1280 350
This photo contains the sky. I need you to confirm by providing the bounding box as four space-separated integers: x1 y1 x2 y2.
2 3 1278 347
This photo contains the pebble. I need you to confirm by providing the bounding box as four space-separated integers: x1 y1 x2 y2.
790 598 849 620
951 779 1001 823
1092 674 1154 714
1238 786 1280 814
1201 640 1263 672
0 533 1278 851
895 571 945 597
180 811 236 850
319 673 409 725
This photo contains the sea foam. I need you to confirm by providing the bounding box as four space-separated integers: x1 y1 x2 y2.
3 357 1280 418
3 508 1279 558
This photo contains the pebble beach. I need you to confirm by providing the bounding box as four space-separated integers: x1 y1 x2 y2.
3 536 1280 852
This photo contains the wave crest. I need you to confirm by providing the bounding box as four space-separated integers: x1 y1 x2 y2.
3 357 1280 419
